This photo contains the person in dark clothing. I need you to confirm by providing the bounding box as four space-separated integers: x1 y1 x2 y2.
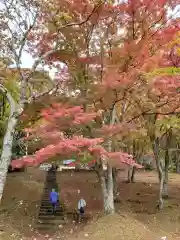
49 188 59 214
49 163 58 175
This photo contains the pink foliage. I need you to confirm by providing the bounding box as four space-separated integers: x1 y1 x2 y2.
107 152 142 168
11 136 104 168
11 103 141 169
88 145 107 157
40 104 97 127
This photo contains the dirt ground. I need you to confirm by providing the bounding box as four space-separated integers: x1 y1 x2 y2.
1 168 180 239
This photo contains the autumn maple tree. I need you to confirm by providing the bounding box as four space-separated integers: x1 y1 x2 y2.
13 0 179 212
0 0 103 203
12 103 140 213
1 0 180 213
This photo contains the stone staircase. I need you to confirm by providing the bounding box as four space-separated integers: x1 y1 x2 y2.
36 169 66 232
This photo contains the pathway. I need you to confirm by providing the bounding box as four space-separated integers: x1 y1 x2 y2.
36 168 66 233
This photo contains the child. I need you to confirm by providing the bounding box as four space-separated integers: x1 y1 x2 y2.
78 198 86 219
49 189 58 214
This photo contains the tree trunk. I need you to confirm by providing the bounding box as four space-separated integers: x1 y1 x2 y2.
94 162 101 182
99 121 117 213
106 164 115 214
112 167 118 196
131 166 136 183
127 167 132 182
175 150 180 173
130 139 136 183
176 161 180 173
100 105 116 214
152 139 164 210
0 84 20 203
0 115 18 201
158 167 164 210
127 166 136 183
99 162 115 214
163 149 169 199
176 157 180 173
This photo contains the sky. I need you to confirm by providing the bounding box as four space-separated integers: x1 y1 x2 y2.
21 51 34 68
20 51 56 78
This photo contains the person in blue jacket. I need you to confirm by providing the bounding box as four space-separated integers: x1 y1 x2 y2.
49 188 59 214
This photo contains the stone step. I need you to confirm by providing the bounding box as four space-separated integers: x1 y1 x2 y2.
44 182 56 183
41 193 60 196
41 195 60 197
45 182 57 184
41 199 61 201
39 211 64 215
40 202 61 205
44 183 58 185
45 185 58 186
39 208 63 213
43 189 59 192
40 203 62 207
42 192 59 194
36 222 65 228
46 178 56 180
40 205 62 209
37 219 65 224
39 210 63 215
40 204 62 208
41 199 59 202
43 185 51 187
44 182 57 184
45 185 58 187
39 212 64 217
44 182 58 184
46 178 56 179
36 171 66 232
44 199 59 202
39 208 63 212
41 198 60 203
44 181 57 183
38 215 64 220
43 190 60 192
40 205 62 208
40 204 61 207
40 201 61 205
39 214 64 218
40 202 54 206
41 201 61 204
40 205 63 209
39 208 64 213
39 210 64 214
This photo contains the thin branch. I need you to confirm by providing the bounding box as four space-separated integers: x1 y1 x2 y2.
17 13 38 65
56 2 103 31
